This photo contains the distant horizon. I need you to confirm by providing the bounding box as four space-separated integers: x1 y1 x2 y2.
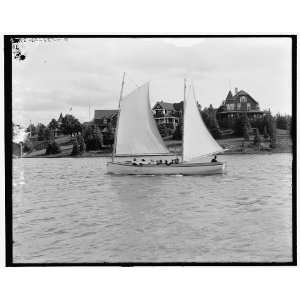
12 37 292 127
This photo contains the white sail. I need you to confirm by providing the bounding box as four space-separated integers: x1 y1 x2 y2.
115 83 169 156
183 86 224 161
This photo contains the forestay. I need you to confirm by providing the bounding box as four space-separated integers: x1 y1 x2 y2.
183 86 224 161
116 83 169 156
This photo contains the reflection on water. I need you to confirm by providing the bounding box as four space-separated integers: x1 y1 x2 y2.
13 154 292 263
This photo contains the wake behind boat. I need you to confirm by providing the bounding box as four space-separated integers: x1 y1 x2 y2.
107 75 226 175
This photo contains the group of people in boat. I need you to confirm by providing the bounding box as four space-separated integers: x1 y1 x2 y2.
131 158 180 166
130 155 218 166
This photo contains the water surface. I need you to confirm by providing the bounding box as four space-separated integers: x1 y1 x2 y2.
13 154 293 263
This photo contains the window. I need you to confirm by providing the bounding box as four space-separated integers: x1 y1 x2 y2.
237 103 241 110
226 103 235 111
240 96 247 103
247 103 251 110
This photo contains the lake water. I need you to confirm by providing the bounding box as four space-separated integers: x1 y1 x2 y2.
12 154 293 263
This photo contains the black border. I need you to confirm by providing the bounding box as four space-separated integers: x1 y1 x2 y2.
4 34 297 267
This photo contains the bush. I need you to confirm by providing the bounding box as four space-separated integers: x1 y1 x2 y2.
23 139 34 153
253 128 262 146
71 139 79 155
71 135 86 155
158 124 172 138
210 127 222 139
275 114 291 130
77 135 86 153
263 125 269 140
243 124 250 141
173 122 182 140
46 141 61 155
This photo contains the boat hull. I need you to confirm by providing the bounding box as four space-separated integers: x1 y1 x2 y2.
107 161 226 175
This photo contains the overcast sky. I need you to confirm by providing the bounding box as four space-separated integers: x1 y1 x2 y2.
12 37 292 127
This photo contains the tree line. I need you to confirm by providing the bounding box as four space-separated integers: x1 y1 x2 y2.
23 114 110 155
160 106 292 149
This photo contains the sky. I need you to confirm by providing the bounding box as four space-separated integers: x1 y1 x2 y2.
12 37 292 127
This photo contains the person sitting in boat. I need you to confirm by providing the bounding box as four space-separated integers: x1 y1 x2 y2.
139 158 146 166
174 158 179 164
211 155 218 163
165 160 172 166
132 158 138 165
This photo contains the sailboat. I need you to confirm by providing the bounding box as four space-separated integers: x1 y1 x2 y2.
107 75 226 175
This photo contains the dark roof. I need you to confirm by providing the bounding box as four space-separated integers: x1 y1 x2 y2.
94 110 118 120
58 113 63 122
82 121 94 126
153 101 175 110
226 90 233 100
232 90 258 104
223 89 258 105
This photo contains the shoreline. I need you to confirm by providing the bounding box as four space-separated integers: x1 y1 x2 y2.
21 149 292 159
20 134 292 159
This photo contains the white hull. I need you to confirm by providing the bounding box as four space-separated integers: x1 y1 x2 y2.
107 161 226 175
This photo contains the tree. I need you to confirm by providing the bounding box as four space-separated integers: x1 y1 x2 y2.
266 113 277 148
23 137 34 153
243 123 250 141
71 135 86 155
103 122 115 146
233 113 251 138
71 139 79 156
44 128 51 141
45 141 61 155
275 113 290 130
61 114 82 136
253 128 262 146
158 124 172 138
263 125 269 140
201 105 221 138
36 123 47 141
83 124 103 151
48 118 58 130
77 135 86 153
173 121 183 140
25 123 36 136
241 114 250 141
270 119 277 148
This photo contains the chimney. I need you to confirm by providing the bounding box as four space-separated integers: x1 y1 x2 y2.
234 87 238 95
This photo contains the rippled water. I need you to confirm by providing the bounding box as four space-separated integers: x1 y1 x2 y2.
12 154 292 263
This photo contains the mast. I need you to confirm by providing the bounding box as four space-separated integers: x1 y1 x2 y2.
112 72 126 162
182 78 186 162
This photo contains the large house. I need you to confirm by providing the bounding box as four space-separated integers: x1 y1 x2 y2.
152 101 182 127
94 109 118 132
217 88 264 121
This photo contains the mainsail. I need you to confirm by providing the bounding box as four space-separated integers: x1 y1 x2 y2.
183 85 224 161
115 83 169 156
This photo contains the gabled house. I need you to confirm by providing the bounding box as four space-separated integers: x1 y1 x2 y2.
217 88 264 121
53 113 64 136
94 109 118 131
152 101 182 127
